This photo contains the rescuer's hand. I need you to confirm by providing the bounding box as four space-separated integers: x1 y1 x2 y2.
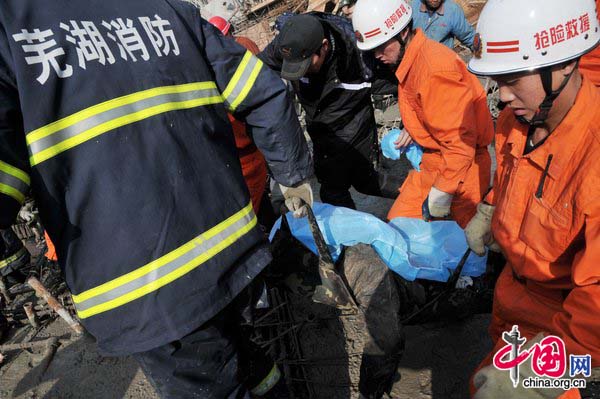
279 181 313 218
473 334 563 399
422 186 453 221
394 128 414 150
464 202 501 256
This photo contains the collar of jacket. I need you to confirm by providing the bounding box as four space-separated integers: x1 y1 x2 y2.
506 78 597 181
420 1 445 16
395 28 427 84
319 23 351 86
324 19 357 81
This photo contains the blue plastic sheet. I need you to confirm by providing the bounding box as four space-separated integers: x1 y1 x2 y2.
381 128 423 172
270 202 487 282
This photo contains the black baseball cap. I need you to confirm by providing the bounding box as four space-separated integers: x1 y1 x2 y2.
278 15 325 80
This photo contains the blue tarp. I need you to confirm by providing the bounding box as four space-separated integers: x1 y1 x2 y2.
381 128 423 171
269 202 487 282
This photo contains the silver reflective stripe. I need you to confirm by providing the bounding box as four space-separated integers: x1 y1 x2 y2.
28 87 221 158
223 53 262 110
73 205 256 315
0 247 27 269
336 82 372 90
0 170 29 200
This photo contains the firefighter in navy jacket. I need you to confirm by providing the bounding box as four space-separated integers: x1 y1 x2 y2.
0 0 312 396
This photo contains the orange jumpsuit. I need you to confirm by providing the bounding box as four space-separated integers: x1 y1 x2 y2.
388 29 494 228
579 0 600 86
232 36 268 213
472 78 600 399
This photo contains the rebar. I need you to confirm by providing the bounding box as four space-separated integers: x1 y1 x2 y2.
27 276 84 335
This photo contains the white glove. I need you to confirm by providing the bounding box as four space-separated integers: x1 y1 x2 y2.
464 202 501 256
425 186 453 219
473 334 563 399
279 180 313 218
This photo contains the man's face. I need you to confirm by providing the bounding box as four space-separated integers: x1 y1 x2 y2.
496 72 546 121
497 65 576 122
425 0 443 10
373 38 402 66
306 40 328 75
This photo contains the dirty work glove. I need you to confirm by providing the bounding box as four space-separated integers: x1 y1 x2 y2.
473 333 563 399
279 180 313 218
465 203 502 257
422 186 453 221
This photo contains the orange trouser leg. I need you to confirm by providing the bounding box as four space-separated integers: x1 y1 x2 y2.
469 267 581 398
387 149 490 229
386 166 433 221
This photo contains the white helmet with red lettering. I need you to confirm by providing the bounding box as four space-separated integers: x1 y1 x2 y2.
469 0 600 76
352 0 413 51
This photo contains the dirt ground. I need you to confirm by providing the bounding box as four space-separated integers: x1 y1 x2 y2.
0 314 492 399
0 185 494 399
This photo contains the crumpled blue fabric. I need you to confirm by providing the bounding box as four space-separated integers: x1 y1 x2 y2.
269 202 487 282
381 128 423 171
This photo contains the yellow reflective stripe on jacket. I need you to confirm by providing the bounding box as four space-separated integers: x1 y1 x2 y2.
26 82 223 166
72 202 257 319
0 160 30 203
0 247 28 269
250 364 281 396
222 51 263 112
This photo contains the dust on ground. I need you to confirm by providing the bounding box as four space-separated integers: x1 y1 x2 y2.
0 187 492 399
0 291 492 399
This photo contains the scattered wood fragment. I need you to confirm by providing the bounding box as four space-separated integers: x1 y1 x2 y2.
27 277 84 336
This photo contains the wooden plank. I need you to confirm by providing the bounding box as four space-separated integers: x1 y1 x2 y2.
250 0 281 13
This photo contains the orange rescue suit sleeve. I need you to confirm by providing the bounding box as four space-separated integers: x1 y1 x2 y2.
418 72 477 195
553 209 600 360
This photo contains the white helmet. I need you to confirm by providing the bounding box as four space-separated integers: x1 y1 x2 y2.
352 0 413 51
469 0 600 76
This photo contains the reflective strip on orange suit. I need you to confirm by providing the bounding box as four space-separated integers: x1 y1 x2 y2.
470 78 600 397
232 36 267 213
388 29 494 228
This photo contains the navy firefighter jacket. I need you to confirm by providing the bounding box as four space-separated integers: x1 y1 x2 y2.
0 0 312 355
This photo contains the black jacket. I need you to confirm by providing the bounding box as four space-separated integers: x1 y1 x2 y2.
260 12 389 156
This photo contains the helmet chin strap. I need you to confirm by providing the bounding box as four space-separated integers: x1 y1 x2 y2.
394 27 410 63
516 61 579 127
